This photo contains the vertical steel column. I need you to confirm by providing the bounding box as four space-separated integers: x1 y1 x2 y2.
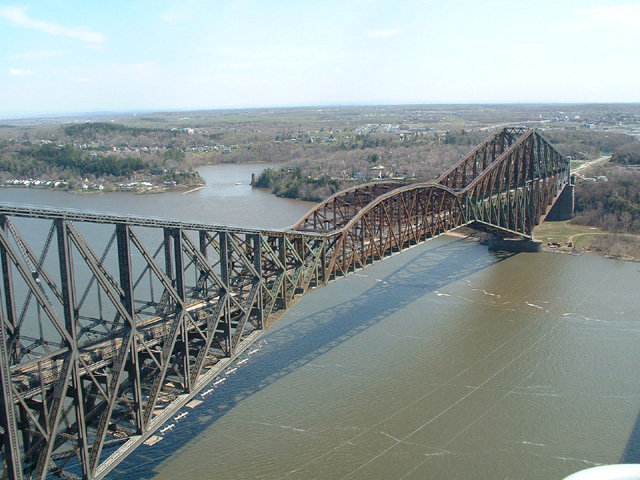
0 215 24 479
320 237 327 285
533 134 542 226
0 216 17 365
219 231 232 356
527 135 537 234
294 237 304 292
55 218 91 480
163 229 174 308
278 236 288 309
251 233 263 330
0 312 22 480
0 238 22 480
171 228 190 391
379 203 384 256
198 230 208 298
116 223 143 433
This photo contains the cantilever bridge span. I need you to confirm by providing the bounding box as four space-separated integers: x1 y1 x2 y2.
0 128 570 479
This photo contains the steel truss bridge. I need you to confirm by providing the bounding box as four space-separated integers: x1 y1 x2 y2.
0 128 570 479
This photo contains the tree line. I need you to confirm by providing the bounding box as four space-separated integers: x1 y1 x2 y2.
253 168 343 201
610 142 640 165
573 167 640 233
2 143 146 179
63 122 160 139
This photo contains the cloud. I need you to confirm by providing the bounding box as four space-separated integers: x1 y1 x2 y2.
228 60 313 69
587 5 640 25
9 68 33 76
560 5 640 32
0 6 106 45
160 7 190 23
10 50 64 61
368 29 401 38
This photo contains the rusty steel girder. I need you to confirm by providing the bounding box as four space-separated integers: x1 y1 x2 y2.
461 129 569 237
0 208 325 480
0 127 569 480
321 184 466 279
293 181 406 233
294 127 569 280
438 127 528 190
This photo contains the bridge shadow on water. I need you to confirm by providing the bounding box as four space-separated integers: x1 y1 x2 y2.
106 236 516 479
621 411 640 463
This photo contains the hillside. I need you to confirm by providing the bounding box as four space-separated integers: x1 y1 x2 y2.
1 104 639 195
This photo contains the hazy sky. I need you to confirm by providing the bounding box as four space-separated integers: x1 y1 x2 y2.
1 0 639 118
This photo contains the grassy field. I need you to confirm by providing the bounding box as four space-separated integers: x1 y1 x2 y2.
534 220 602 249
534 220 640 261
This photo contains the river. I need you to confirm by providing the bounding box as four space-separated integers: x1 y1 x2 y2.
0 163 313 229
2 163 640 480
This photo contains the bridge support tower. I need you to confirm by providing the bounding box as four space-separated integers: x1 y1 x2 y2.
546 182 575 222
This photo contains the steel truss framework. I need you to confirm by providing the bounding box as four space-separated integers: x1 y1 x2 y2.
0 128 569 479
295 127 570 241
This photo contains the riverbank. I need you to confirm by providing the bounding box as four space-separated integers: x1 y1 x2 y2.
0 179 205 195
534 220 640 262
452 224 640 262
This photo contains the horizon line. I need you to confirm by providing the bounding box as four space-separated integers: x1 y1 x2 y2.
3 100 640 123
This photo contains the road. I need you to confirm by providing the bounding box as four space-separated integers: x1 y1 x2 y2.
572 155 611 175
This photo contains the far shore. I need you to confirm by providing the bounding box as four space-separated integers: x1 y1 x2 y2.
0 182 205 195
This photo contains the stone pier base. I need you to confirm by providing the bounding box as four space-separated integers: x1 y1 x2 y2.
546 184 575 221
488 237 543 252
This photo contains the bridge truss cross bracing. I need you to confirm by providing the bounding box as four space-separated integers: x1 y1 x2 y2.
0 128 570 479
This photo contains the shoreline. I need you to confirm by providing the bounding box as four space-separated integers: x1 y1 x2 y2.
182 185 205 194
0 160 274 196
540 243 640 263
0 183 205 195
450 225 640 263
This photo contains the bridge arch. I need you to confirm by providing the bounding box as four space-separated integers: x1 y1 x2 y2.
292 181 406 233
321 183 466 278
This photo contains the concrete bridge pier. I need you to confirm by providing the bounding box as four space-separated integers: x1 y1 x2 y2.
487 237 544 252
546 182 575 221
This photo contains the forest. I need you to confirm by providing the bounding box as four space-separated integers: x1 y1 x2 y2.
2 143 146 178
253 167 343 201
62 122 160 139
573 166 640 233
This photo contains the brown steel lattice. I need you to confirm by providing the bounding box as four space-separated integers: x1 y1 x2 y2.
0 128 569 479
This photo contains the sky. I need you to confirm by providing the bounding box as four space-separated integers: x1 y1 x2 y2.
1 0 640 118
